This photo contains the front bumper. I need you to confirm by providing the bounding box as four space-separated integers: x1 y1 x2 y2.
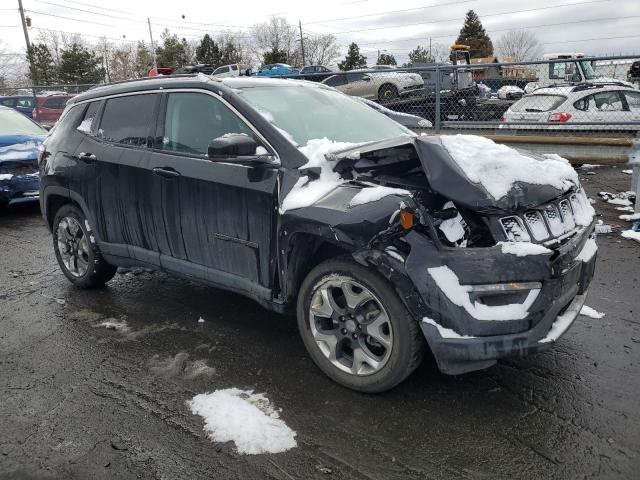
401 225 596 375
0 173 40 205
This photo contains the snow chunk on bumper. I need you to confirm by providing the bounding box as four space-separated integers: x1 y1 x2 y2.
427 265 539 321
439 135 578 201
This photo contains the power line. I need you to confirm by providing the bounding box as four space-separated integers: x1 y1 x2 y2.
316 0 614 35
305 0 479 25
355 14 637 47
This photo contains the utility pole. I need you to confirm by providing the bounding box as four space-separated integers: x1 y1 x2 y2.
298 21 306 67
429 38 432 61
147 17 158 75
17 0 40 119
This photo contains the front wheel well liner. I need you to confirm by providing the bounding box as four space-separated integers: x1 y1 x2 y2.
46 194 80 230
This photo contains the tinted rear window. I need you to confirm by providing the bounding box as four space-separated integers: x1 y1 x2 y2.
510 95 567 112
43 97 70 109
98 94 158 146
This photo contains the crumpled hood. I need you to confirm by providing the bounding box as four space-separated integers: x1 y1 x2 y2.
333 135 579 212
0 134 46 163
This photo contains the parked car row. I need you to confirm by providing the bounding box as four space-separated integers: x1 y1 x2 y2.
0 94 74 127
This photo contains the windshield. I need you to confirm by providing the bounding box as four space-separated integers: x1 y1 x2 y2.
238 85 412 146
0 108 45 135
580 60 597 80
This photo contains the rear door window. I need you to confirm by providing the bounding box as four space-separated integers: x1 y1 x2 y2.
231 64 238 71
213 66 228 75
575 91 625 112
162 92 255 156
98 94 158 146
511 95 566 112
77 101 102 134
623 91 640 111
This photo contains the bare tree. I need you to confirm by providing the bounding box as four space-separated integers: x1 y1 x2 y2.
305 34 340 66
496 30 541 62
251 16 299 66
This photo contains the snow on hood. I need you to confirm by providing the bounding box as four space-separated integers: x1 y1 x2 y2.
439 135 579 202
0 135 45 163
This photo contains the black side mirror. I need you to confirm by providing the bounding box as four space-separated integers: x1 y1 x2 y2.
208 134 257 158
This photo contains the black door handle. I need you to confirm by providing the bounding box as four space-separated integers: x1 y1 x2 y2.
152 167 181 179
77 152 97 163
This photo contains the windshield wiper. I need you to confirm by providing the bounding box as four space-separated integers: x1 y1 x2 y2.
525 108 544 112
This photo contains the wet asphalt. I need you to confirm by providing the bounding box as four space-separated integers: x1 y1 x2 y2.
1 166 639 480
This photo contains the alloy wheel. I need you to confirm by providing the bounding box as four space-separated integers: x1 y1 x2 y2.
56 216 90 277
309 276 393 376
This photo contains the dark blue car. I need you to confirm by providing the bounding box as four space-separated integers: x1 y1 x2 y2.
252 63 299 77
0 95 37 119
0 106 47 207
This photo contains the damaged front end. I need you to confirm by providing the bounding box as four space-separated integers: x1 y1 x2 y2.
0 135 44 206
284 135 597 375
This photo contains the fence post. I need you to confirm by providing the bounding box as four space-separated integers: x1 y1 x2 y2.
434 65 441 134
630 131 640 214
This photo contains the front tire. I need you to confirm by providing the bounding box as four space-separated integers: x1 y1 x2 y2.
297 258 424 393
52 204 116 288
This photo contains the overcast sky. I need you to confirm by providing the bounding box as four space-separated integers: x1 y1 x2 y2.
1 0 638 65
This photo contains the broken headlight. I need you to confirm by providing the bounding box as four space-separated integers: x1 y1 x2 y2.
432 201 495 248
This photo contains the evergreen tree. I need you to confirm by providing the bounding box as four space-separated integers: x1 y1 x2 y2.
195 34 221 65
338 43 367 71
220 40 242 65
455 10 493 58
134 41 154 77
156 29 188 67
377 53 396 66
57 43 104 84
26 43 57 85
263 48 287 65
406 45 432 66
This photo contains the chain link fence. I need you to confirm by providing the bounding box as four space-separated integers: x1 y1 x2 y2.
2 55 639 138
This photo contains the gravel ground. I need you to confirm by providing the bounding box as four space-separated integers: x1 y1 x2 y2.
1 165 638 480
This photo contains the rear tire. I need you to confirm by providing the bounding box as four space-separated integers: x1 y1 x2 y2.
52 204 116 288
297 258 424 393
378 84 399 102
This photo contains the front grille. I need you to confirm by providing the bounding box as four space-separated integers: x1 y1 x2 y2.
500 193 588 245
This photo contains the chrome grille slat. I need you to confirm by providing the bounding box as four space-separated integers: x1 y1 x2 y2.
501 194 583 245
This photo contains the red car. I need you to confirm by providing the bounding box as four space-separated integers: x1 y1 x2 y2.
32 95 74 126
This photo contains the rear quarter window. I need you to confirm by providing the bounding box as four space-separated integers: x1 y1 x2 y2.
43 97 69 109
510 94 567 112
98 94 158 146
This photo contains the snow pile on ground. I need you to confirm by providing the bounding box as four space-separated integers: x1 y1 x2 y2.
575 238 598 262
498 241 552 256
422 317 475 339
622 169 632 175
620 212 640 222
580 305 605 319
187 389 297 455
621 229 640 243
439 135 578 200
598 191 636 207
280 138 361 212
348 185 410 207
427 265 539 321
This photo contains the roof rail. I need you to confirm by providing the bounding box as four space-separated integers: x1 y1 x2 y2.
570 81 633 92
87 73 205 91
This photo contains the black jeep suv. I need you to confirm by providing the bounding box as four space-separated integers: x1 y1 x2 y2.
39 75 597 392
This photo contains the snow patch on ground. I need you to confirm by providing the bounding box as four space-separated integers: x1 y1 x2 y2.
95 319 129 332
422 317 475 339
580 305 605 319
498 241 552 256
427 265 539 321
575 238 598 262
280 138 361 212
622 169 632 174
620 213 640 221
348 185 410 207
188 389 297 455
621 229 640 243
439 135 578 200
